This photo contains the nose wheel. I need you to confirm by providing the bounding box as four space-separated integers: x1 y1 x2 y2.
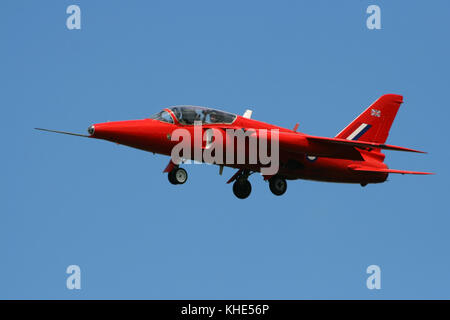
269 175 287 196
168 167 188 185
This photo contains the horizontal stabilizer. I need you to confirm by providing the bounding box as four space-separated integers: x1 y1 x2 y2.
349 166 434 175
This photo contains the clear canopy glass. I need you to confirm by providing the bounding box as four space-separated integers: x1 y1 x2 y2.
150 106 237 125
149 110 174 124
168 106 237 125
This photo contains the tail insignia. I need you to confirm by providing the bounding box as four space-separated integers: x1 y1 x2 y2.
346 123 372 141
371 109 381 117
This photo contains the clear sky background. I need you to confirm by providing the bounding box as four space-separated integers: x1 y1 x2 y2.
1 0 449 299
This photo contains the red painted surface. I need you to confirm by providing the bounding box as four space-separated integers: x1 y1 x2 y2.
83 94 432 185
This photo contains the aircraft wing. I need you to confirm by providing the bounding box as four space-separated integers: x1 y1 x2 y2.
259 131 364 160
251 131 427 161
306 136 426 154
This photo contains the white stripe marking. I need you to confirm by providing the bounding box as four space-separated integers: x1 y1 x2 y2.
347 123 368 140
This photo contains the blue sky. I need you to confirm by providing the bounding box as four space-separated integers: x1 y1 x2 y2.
1 0 449 299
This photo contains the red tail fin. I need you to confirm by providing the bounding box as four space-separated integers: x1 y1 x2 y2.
336 94 403 144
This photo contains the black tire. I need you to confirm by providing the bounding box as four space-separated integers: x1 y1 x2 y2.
168 170 178 184
168 168 188 185
232 178 252 199
269 175 287 196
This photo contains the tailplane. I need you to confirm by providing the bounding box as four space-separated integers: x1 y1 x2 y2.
336 94 403 144
348 165 433 175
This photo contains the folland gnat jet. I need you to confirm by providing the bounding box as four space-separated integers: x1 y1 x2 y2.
36 94 432 199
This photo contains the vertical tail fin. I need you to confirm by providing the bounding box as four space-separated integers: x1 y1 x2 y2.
335 94 403 144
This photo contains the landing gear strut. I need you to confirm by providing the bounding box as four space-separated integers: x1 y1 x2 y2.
168 167 188 185
269 175 287 196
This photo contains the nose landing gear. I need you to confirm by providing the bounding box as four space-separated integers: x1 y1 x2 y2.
168 167 188 185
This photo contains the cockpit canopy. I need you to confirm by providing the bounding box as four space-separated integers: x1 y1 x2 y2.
150 105 237 125
150 110 174 124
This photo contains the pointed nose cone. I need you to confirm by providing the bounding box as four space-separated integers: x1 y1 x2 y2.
89 120 147 140
87 119 165 151
87 125 95 136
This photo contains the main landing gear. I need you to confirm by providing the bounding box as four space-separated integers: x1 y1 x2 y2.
168 167 188 185
233 177 252 199
231 171 288 199
268 175 287 196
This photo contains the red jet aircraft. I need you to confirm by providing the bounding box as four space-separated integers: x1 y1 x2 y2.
36 94 432 199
